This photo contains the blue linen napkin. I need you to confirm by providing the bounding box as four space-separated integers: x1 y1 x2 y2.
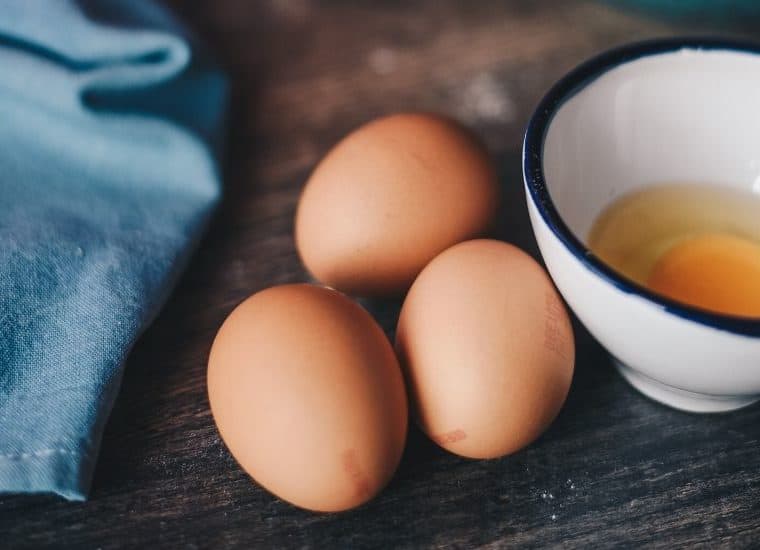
0 0 227 500
605 0 760 19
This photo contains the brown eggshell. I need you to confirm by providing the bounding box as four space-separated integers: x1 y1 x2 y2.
207 284 408 512
395 239 574 459
295 112 500 296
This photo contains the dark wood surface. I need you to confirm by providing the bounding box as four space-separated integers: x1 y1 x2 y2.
2 1 760 548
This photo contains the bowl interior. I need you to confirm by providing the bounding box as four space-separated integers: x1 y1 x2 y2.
543 48 760 242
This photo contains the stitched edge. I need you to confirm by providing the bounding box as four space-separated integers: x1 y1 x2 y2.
0 448 84 461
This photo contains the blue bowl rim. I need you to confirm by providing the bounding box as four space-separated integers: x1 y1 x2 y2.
523 36 760 337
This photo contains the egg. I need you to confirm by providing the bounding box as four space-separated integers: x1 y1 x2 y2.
295 113 500 297
647 232 760 317
395 239 574 459
207 284 408 512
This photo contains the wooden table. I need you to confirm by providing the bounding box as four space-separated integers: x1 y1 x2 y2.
3 1 760 547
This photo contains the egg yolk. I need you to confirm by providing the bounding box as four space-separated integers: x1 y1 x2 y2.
647 233 760 317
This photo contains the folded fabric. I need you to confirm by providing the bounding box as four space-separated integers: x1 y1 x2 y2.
0 0 227 500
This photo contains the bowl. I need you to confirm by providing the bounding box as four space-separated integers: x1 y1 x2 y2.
523 38 760 413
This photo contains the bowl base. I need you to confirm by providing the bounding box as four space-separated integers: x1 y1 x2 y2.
614 361 759 413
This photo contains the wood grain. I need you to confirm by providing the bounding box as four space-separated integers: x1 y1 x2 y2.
2 1 760 548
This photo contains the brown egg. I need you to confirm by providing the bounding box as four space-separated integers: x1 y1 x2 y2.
207 284 408 512
395 240 574 459
295 112 500 296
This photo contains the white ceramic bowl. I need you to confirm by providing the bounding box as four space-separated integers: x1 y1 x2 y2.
523 38 760 413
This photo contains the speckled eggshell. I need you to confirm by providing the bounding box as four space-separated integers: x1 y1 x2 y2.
207 284 408 512
395 239 575 459
295 113 500 296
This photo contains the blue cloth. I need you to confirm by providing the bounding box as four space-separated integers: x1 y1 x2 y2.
605 0 760 18
0 0 227 500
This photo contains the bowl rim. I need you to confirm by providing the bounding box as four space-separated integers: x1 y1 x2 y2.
523 36 760 337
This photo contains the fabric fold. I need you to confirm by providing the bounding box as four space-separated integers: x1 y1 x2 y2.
0 0 227 500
